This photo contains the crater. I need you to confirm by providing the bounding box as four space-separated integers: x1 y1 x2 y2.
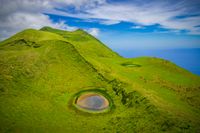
73 90 112 113
121 62 141 67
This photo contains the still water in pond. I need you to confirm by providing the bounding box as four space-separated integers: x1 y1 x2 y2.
75 93 109 111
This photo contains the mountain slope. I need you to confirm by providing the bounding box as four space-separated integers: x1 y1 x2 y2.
40 26 120 59
0 27 200 133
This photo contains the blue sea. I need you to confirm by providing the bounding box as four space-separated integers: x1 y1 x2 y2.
116 48 200 76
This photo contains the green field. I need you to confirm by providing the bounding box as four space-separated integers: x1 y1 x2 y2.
0 27 200 132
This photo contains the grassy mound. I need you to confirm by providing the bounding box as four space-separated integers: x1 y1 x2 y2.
0 27 200 132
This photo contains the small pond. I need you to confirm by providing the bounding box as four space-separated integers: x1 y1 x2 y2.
73 90 112 113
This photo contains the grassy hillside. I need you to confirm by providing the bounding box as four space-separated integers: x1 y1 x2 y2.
40 27 120 59
0 27 200 133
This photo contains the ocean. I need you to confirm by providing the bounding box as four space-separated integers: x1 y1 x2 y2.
116 48 200 76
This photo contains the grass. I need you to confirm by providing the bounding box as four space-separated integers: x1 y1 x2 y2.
0 27 200 132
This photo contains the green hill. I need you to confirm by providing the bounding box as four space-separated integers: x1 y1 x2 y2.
0 27 200 133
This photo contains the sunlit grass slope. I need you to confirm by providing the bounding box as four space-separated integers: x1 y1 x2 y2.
40 26 120 59
0 27 200 133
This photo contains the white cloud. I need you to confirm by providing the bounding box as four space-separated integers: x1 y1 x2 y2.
52 0 106 10
0 12 76 40
0 0 108 40
100 20 121 25
131 25 145 29
0 0 82 40
46 0 200 35
87 28 100 37
1 0 200 40
52 21 77 31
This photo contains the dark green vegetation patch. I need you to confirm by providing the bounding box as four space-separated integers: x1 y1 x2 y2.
121 62 141 67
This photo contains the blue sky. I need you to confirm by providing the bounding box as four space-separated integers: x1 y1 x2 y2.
1 0 200 50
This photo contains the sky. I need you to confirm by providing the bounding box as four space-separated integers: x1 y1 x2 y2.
0 0 200 51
